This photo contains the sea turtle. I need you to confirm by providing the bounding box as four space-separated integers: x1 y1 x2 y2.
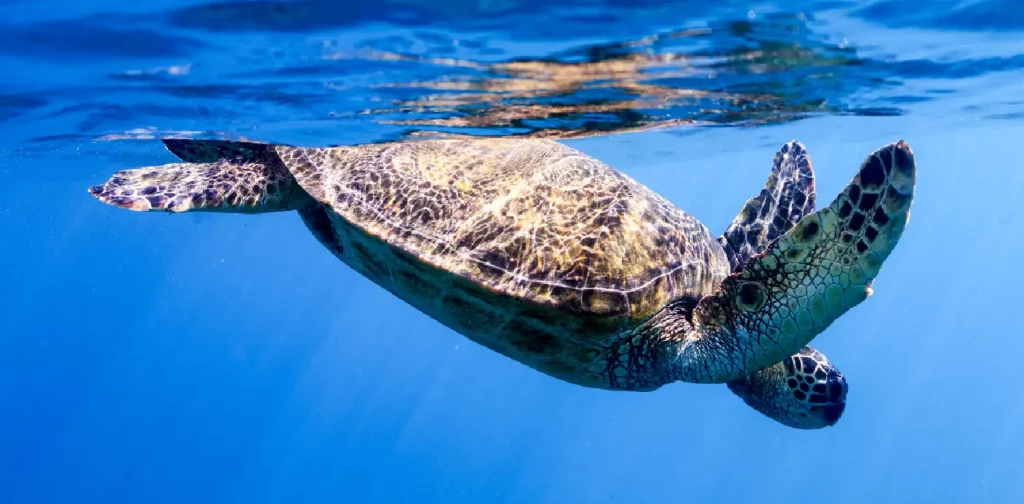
87 136 916 429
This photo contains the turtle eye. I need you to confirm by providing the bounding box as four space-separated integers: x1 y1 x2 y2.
734 281 767 312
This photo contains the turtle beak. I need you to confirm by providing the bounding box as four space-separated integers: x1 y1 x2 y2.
822 370 848 426
823 402 845 426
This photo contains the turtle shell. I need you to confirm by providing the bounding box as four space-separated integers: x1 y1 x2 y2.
275 138 729 326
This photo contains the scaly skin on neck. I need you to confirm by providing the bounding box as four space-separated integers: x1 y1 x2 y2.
604 140 916 389
601 285 798 389
601 299 694 391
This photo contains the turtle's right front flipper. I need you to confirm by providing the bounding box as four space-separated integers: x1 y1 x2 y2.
88 150 311 214
675 140 916 383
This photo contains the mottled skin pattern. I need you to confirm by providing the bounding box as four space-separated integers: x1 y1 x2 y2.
653 140 915 386
715 141 846 428
88 137 916 429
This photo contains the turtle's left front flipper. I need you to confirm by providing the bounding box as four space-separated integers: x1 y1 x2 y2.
719 140 816 271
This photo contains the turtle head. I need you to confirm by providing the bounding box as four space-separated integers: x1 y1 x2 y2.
726 347 847 429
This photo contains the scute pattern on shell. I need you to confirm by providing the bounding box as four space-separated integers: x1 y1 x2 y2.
275 138 730 322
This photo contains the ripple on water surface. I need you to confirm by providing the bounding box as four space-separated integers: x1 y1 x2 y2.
2 0 1024 149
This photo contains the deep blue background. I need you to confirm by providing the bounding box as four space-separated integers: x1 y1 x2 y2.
2 1 1023 502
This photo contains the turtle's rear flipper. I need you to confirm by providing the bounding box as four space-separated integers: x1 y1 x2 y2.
719 140 817 272
88 158 310 214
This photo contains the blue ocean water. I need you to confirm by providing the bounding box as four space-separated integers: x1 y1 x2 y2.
2 0 1023 502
